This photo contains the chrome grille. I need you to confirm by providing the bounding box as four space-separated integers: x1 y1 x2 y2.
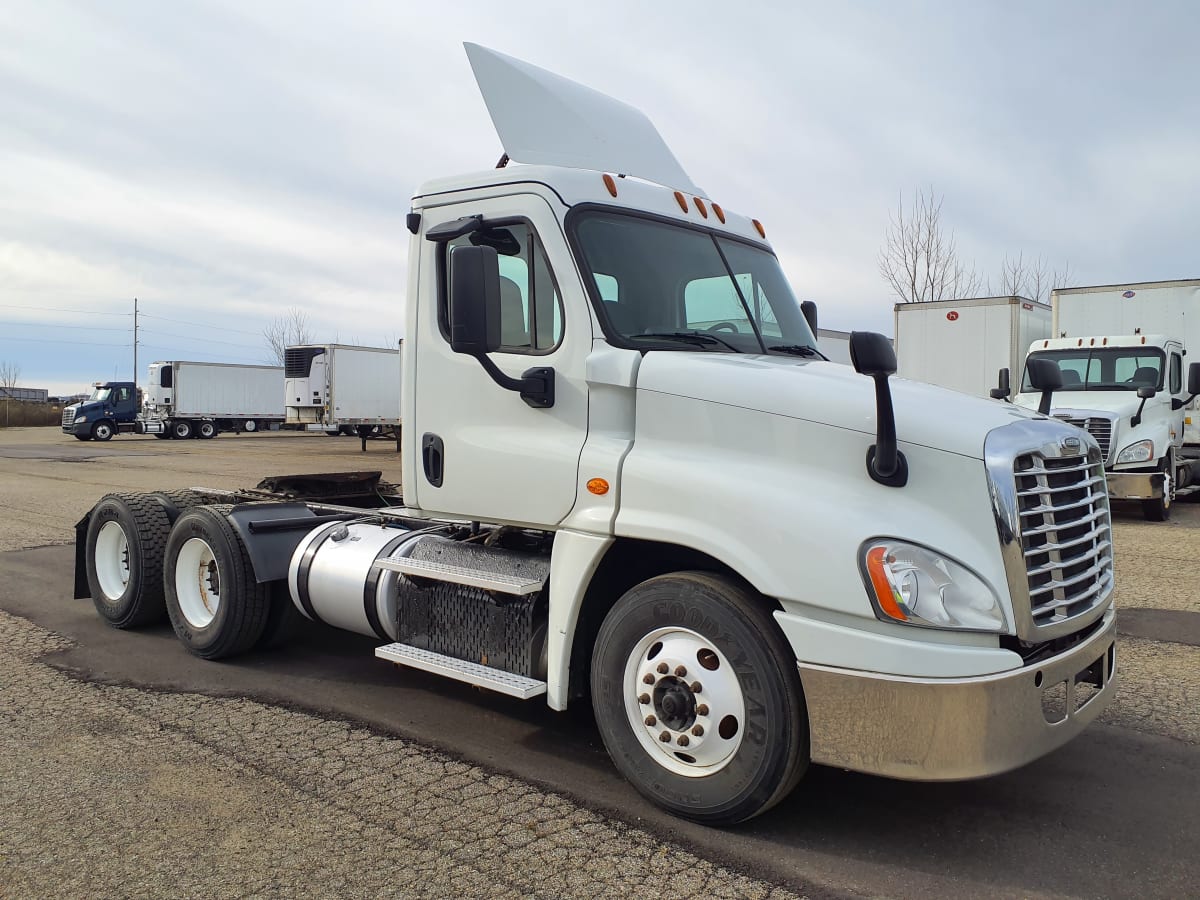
1053 415 1113 461
1013 448 1113 632
62 407 76 426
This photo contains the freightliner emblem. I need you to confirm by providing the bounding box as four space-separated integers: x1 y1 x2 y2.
1061 436 1082 451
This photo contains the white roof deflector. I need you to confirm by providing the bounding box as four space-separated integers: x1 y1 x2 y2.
464 43 701 195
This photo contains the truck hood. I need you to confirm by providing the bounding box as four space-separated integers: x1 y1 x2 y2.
636 353 1040 459
1015 391 1142 419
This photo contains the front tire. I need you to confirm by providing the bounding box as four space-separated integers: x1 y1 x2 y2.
1142 456 1173 522
91 420 115 442
85 494 173 628
590 572 808 825
164 505 270 659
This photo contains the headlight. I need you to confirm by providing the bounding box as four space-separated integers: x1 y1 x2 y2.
1116 439 1154 464
75 414 87 423
861 540 1006 632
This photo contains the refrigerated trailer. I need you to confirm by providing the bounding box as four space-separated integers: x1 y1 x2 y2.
285 344 402 441
72 44 1117 825
894 296 1051 397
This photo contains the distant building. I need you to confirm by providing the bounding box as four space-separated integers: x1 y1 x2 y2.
0 386 49 403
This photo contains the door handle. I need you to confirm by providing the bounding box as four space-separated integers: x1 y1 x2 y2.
422 433 444 487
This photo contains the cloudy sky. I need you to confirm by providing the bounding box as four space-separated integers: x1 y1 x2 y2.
2 0 1196 395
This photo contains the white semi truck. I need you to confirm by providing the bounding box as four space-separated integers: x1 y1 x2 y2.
285 344 402 443
72 45 1117 824
1004 280 1200 521
895 296 1051 397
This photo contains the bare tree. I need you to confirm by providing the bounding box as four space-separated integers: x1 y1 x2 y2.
879 188 983 304
264 308 313 365
994 252 1072 305
0 360 20 428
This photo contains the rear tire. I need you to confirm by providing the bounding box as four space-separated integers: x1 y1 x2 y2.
85 494 173 628
171 420 193 440
197 421 217 440
590 572 809 825
164 505 270 659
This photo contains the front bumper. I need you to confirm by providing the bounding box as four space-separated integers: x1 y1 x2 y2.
1105 471 1163 501
798 608 1116 780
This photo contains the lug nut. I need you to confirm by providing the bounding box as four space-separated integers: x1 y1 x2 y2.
690 681 702 694
645 715 656 727
674 665 687 677
638 693 651 705
659 731 671 743
677 735 690 747
657 662 669 674
643 673 655 685
696 704 709 716
692 724 704 737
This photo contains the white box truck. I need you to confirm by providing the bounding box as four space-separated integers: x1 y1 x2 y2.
142 361 285 439
895 296 1051 397
285 344 401 441
71 44 1117 825
1010 280 1200 520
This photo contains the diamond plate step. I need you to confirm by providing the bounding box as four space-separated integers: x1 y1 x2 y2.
375 643 547 700
373 556 544 595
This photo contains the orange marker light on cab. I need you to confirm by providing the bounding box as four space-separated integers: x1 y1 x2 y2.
587 478 610 495
674 191 689 213
752 218 766 238
602 173 618 197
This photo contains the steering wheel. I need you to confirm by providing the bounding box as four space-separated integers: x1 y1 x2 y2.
706 322 739 333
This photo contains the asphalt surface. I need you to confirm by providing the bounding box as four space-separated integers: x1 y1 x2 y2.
1 427 1198 898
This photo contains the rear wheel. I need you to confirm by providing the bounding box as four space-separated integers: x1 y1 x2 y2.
85 494 173 628
590 572 808 825
171 420 193 440
164 505 270 659
197 421 217 440
91 420 115 442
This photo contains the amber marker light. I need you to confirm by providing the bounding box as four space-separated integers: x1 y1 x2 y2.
712 203 726 223
752 218 766 238
602 173 618 197
674 191 688 212
694 197 708 218
587 478 610 495
865 546 908 622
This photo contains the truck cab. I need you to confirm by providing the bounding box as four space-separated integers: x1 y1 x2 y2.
1015 335 1200 519
61 381 139 441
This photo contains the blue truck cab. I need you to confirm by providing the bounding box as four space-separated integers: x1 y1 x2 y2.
61 382 141 441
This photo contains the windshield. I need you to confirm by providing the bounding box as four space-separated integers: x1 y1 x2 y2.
572 211 818 354
88 387 112 403
1022 347 1165 392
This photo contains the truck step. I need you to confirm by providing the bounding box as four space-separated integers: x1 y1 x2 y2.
375 642 546 699
373 556 545 595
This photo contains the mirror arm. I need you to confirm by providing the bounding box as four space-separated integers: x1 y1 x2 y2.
1131 397 1148 429
1037 389 1054 416
865 372 908 487
474 355 556 409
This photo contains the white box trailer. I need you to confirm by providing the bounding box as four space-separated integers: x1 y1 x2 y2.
285 344 401 436
894 296 1051 397
816 328 853 365
143 361 285 439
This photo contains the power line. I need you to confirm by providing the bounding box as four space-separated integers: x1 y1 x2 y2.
138 343 269 364
0 303 131 317
139 327 265 351
0 335 131 347
140 312 264 337
0 320 132 332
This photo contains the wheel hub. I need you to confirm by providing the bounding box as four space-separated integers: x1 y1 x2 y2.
653 678 696 731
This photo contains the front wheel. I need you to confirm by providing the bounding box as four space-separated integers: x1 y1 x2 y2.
1142 456 1173 522
91 420 115 442
590 572 808 825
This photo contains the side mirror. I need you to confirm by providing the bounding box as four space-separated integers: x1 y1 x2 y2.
989 367 1011 401
448 245 501 355
1188 362 1200 397
1136 385 1156 400
1025 358 1062 416
850 331 906 487
1132 383 1157 428
801 300 818 335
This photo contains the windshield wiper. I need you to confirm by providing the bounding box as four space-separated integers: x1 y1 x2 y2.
632 332 741 352
766 344 823 358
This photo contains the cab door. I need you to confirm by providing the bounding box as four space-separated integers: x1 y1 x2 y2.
410 192 591 527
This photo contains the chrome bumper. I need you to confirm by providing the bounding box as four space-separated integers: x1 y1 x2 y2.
798 608 1116 780
1105 471 1163 500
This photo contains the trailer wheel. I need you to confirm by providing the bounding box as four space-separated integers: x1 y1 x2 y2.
591 572 808 825
164 505 269 659
171 420 193 440
197 421 218 440
242 419 258 433
85 494 173 628
1142 455 1174 522
91 420 115 442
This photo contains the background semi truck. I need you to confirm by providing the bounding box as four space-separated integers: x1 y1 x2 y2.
62 361 285 441
894 295 1051 396
1010 280 1200 520
71 44 1117 824
285 344 402 439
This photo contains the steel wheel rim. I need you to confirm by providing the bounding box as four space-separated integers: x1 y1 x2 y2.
95 424 112 439
243 419 257 432
176 537 220 628
622 626 745 777
95 521 130 600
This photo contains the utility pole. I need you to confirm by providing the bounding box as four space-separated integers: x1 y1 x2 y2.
133 297 139 396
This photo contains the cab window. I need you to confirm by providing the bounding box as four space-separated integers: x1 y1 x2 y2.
1170 353 1182 394
445 222 563 354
